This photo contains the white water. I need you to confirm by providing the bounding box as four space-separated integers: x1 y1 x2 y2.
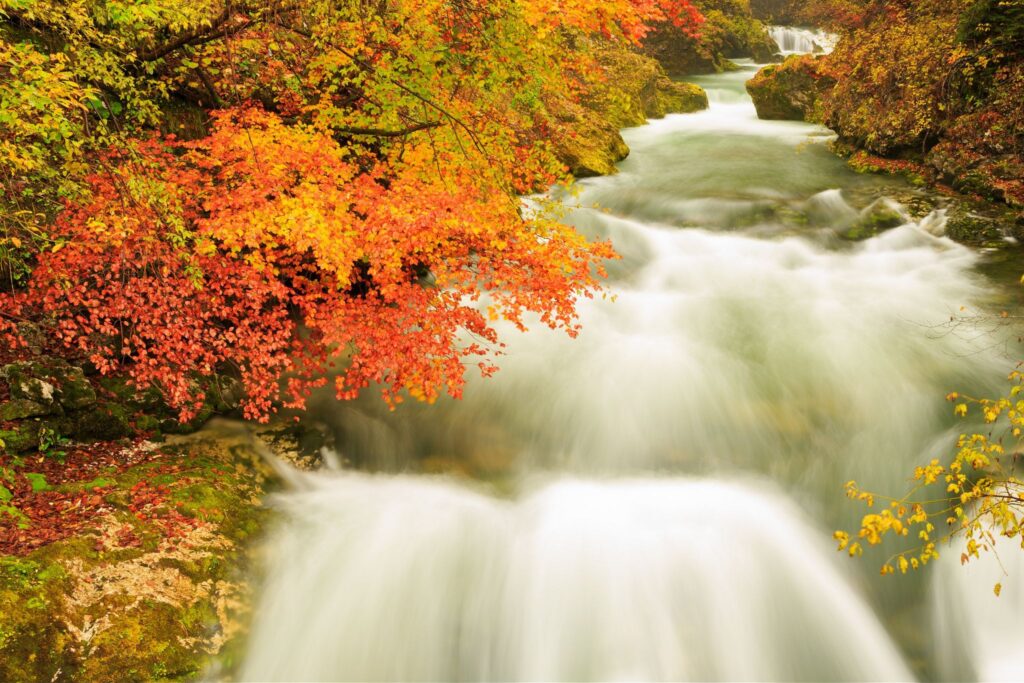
932 524 1024 681
242 475 912 681
768 26 838 56
240 56 1020 681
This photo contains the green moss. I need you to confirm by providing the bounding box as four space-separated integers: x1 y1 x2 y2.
0 423 40 453
0 429 278 682
747 55 835 122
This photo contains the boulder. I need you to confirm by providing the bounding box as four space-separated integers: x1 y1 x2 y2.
746 54 835 122
547 41 708 178
0 400 51 421
52 365 97 410
0 423 41 453
1 360 97 413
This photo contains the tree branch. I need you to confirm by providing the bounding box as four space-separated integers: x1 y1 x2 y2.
334 121 441 138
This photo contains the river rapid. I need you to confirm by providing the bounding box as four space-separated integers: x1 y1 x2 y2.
238 35 1024 682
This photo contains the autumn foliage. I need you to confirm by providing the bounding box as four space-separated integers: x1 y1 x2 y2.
0 0 701 420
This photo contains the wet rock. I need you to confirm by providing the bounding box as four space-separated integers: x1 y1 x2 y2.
746 54 835 122
839 199 909 240
649 80 708 118
549 42 708 178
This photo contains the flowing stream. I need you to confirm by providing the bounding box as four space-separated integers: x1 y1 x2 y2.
239 45 1024 682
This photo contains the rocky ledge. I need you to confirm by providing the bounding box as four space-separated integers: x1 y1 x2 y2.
0 423 309 682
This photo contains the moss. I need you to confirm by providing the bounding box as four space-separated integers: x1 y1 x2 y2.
549 41 708 178
0 399 51 421
747 54 835 122
46 401 135 444
0 428 279 682
0 423 40 453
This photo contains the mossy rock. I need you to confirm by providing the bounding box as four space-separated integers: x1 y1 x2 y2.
0 426 282 682
652 80 709 118
2 359 97 412
839 199 908 240
67 403 135 441
0 422 41 453
0 399 51 421
746 54 835 122
548 40 708 178
54 366 97 411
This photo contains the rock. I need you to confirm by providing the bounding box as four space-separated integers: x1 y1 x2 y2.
2 367 57 406
52 365 97 410
1 360 97 412
649 79 709 118
843 198 908 240
0 423 41 453
0 427 280 682
547 41 708 178
70 403 134 441
746 54 835 122
0 399 51 421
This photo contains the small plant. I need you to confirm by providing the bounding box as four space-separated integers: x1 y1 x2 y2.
37 427 69 463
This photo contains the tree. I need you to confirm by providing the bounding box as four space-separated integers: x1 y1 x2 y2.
0 0 702 419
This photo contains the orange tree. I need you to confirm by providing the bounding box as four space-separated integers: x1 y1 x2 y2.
0 0 701 420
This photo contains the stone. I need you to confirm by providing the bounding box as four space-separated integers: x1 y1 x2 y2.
746 55 836 122
1 360 97 412
0 423 41 453
0 399 50 421
52 365 97 410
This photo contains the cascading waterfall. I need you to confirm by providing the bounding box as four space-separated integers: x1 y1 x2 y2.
932 524 1024 682
241 476 912 682
768 26 838 56
240 52 1020 682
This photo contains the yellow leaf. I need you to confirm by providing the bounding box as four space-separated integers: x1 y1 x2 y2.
994 583 1002 597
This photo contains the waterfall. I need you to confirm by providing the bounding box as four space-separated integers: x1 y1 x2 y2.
241 475 913 682
768 26 838 56
239 59 1016 681
932 526 1024 682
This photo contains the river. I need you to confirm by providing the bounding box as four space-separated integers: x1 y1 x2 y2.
238 33 1024 682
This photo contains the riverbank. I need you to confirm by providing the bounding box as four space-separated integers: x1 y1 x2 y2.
0 423 310 681
0 30 717 680
745 4 1024 240
3 11 1020 680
